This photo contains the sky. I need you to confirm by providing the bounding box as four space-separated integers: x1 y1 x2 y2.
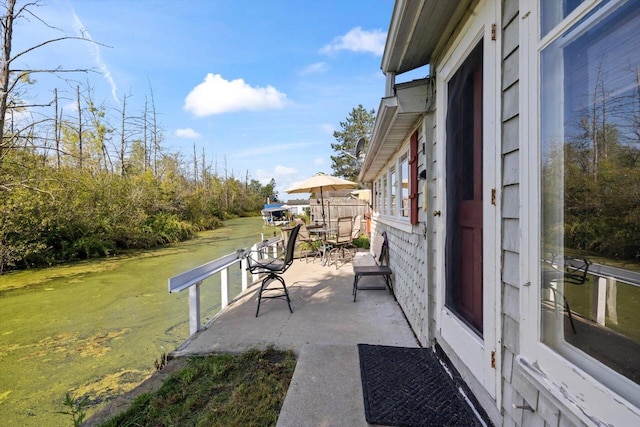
12 0 425 201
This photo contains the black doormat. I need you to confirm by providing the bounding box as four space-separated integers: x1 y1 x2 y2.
358 344 484 427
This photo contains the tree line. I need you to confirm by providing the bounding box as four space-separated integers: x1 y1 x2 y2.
0 134 278 273
543 64 640 262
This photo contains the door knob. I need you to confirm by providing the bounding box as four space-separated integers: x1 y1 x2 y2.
433 210 441 217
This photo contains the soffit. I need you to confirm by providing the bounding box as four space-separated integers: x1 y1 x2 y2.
382 0 473 74
359 79 430 183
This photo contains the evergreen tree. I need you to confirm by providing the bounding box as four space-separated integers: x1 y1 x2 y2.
330 104 375 182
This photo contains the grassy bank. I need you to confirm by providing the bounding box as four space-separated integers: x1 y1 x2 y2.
97 348 296 427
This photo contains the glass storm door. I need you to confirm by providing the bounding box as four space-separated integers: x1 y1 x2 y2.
446 42 484 334
435 0 499 401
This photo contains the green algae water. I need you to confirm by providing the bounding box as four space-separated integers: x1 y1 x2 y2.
0 217 271 426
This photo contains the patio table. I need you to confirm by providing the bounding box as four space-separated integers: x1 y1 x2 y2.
309 227 336 266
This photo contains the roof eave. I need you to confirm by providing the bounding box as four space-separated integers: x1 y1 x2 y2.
359 79 430 183
381 0 473 75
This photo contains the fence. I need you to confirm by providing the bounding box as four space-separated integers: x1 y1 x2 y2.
309 198 370 232
579 262 640 327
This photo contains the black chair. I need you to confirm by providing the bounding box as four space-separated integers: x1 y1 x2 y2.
542 254 591 333
247 224 301 317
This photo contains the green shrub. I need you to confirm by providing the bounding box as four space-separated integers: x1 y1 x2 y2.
144 213 196 245
352 235 370 249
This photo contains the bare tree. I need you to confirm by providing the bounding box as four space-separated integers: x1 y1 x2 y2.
53 87 60 168
192 141 198 185
142 95 148 172
148 82 159 177
0 0 99 168
76 85 83 169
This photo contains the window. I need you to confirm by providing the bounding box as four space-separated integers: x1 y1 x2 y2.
381 174 388 215
374 180 380 212
373 146 414 224
540 0 587 37
539 0 640 398
400 154 409 217
390 167 397 215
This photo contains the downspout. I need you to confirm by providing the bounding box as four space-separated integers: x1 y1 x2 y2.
385 71 396 97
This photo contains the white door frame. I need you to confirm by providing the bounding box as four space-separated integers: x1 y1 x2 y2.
434 0 501 401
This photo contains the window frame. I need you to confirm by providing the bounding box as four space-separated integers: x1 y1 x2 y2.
399 152 409 218
519 0 640 424
372 141 414 231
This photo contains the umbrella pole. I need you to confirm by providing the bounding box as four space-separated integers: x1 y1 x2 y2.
320 187 326 227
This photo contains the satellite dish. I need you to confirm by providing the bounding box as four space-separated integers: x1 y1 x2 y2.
355 137 365 158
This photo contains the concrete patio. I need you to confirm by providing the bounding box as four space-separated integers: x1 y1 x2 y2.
172 257 420 426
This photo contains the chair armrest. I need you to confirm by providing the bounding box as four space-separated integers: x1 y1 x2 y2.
245 249 283 269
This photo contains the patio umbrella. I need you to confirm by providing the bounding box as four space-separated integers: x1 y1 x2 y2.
285 172 358 227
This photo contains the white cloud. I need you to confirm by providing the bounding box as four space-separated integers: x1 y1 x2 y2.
319 27 386 56
62 101 78 114
72 11 119 104
256 166 295 189
275 165 297 175
313 157 325 165
320 123 334 134
175 128 202 139
235 142 314 158
300 62 329 75
184 73 287 116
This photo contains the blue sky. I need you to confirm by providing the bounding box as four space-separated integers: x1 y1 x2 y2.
13 0 424 200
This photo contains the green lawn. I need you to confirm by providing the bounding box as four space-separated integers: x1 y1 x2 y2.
99 348 296 427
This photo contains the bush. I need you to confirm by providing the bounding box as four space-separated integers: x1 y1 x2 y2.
144 213 196 245
352 235 370 249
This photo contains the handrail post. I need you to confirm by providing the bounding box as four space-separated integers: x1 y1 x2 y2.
241 257 248 291
189 281 201 335
251 243 260 283
221 267 229 309
592 276 607 326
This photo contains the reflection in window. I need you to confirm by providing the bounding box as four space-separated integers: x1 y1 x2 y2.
390 167 397 215
540 0 640 386
400 154 409 217
381 174 387 215
540 0 585 37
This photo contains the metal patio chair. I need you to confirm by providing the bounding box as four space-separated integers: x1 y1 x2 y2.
326 216 354 269
247 224 301 317
542 254 591 333
294 219 321 262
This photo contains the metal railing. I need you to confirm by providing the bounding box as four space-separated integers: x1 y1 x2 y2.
168 236 281 335
581 261 640 327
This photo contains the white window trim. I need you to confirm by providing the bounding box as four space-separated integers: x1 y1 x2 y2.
374 143 411 225
399 152 410 218
519 1 640 425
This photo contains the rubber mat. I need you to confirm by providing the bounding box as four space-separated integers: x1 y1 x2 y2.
357 344 485 427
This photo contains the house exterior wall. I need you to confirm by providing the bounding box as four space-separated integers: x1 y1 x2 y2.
500 1 527 426
502 1 638 426
368 1 640 425
370 125 430 345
